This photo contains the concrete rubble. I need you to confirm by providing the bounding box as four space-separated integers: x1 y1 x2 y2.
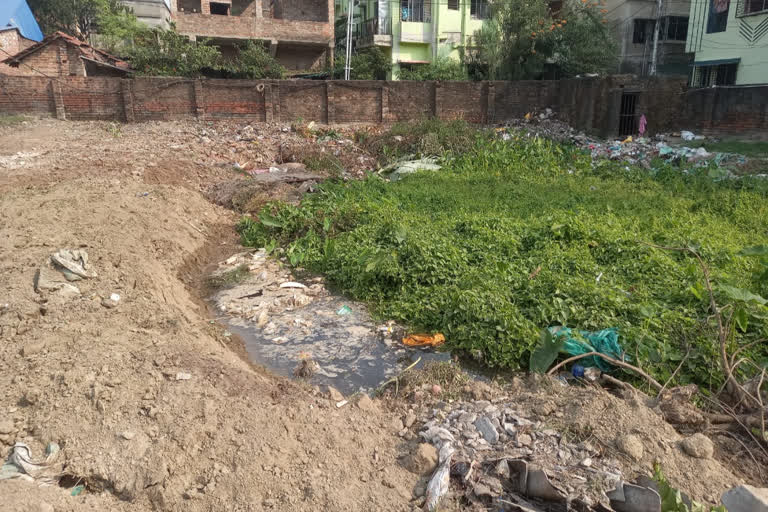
412 393 763 511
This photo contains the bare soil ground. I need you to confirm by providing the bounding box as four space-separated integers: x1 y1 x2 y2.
0 118 415 511
0 118 762 511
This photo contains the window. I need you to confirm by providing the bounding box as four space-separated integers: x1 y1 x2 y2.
663 16 688 40
632 19 655 44
692 63 738 87
707 0 729 32
210 2 230 15
471 0 489 18
745 0 768 14
448 0 459 9
401 0 431 22
178 0 202 12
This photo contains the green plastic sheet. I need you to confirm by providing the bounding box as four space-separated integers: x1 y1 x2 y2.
547 326 626 372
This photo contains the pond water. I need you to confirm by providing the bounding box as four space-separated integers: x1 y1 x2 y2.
220 294 451 395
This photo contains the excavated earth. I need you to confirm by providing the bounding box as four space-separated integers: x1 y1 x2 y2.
0 118 764 512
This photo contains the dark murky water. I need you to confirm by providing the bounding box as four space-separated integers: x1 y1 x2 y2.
222 295 451 394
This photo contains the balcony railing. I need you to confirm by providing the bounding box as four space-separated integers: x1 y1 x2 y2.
354 16 392 45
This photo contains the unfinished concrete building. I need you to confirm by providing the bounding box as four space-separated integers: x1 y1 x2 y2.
170 0 334 72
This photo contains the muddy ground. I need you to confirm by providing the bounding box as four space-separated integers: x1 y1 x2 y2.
0 118 763 511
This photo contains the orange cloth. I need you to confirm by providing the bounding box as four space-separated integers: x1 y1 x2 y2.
402 333 446 347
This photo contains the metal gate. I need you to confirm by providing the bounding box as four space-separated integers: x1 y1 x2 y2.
618 92 639 137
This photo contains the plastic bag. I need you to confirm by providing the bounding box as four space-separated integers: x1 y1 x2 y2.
548 326 626 372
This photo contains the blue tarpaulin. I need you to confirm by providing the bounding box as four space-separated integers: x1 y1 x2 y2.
0 0 43 42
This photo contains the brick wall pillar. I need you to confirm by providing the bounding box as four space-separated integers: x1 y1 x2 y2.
194 79 205 119
50 80 66 120
380 82 388 123
264 83 272 122
201 0 211 14
272 82 280 122
326 82 333 124
57 42 67 76
486 81 494 124
434 82 441 119
121 79 135 122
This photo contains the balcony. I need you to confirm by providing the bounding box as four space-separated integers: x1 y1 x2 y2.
354 17 392 47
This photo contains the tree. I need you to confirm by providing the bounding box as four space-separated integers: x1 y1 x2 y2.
127 28 284 79
398 57 468 81
127 28 221 77
216 41 285 79
469 0 617 80
28 0 134 40
332 48 390 80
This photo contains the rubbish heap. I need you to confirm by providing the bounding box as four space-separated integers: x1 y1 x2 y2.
500 110 752 173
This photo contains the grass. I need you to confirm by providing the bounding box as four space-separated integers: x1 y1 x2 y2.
0 114 27 126
687 139 768 158
238 121 768 389
302 152 344 177
397 361 469 399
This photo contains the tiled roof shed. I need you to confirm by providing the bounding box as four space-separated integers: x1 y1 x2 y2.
1 32 134 77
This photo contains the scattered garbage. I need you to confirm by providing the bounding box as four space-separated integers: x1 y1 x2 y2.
336 305 352 315
500 114 758 175
379 157 442 181
175 372 192 380
548 326 625 372
109 293 121 303
402 333 446 348
0 442 61 485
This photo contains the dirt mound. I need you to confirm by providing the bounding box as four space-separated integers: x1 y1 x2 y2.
206 168 320 212
0 120 417 511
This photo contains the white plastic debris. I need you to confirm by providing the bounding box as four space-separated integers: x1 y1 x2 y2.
279 282 307 289
51 249 96 279
110 293 121 302
175 372 192 381
681 130 695 141
0 442 60 484
424 443 455 512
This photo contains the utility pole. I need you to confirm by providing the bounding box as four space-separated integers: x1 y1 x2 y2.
344 0 354 80
649 0 663 75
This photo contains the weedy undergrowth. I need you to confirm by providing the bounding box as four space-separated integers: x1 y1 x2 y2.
238 122 768 389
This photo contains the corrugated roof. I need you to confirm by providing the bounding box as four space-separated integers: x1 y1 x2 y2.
0 0 43 42
1 31 133 73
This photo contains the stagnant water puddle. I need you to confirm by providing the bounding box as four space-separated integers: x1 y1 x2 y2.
210 250 451 394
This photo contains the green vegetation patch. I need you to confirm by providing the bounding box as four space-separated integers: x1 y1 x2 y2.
239 123 768 388
0 115 27 127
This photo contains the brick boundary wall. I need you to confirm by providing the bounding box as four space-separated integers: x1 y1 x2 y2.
682 86 768 141
5 74 764 138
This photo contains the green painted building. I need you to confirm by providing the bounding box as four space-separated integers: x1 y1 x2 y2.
337 0 489 78
686 0 768 85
